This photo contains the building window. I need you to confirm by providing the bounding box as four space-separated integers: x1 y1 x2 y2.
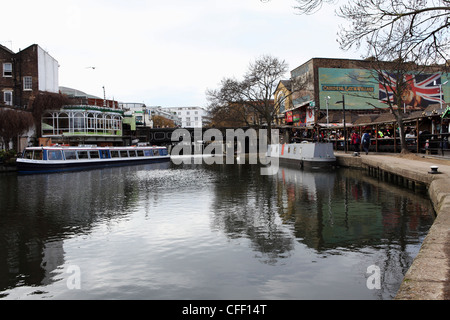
4 91 13 106
23 76 33 91
3 63 12 77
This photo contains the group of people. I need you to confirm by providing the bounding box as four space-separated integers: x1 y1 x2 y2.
351 131 371 155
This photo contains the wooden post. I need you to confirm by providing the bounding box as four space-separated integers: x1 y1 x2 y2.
416 119 420 154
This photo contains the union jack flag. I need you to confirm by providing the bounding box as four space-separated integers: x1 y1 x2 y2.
379 72 444 108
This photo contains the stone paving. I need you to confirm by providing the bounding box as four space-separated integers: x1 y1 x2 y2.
335 151 450 300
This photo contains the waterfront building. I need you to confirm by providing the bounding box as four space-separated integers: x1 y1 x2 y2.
147 106 181 127
60 86 119 109
166 106 207 128
40 105 124 146
1 43 59 109
273 57 450 154
275 57 450 130
119 104 181 128
274 80 293 126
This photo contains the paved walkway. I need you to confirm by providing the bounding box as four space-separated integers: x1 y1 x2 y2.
335 151 450 300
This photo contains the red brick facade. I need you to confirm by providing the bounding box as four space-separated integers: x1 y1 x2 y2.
0 44 57 109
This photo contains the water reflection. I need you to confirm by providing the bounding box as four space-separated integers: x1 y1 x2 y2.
0 161 434 299
0 162 170 294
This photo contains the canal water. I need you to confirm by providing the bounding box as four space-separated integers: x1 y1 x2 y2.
0 160 435 300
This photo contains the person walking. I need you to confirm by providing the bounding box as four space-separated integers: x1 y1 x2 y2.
362 131 371 155
351 131 361 155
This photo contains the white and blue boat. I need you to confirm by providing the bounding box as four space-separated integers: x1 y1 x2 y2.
16 145 170 174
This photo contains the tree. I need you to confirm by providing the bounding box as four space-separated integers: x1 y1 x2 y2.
291 0 449 153
152 115 176 128
207 55 305 142
0 108 34 150
292 0 450 65
337 0 450 66
362 57 439 153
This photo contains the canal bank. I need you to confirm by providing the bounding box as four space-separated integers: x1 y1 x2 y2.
335 151 450 300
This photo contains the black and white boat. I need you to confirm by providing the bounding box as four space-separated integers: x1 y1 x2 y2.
16 145 170 174
267 142 336 168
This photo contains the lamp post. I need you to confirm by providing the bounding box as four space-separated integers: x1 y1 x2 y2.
434 79 448 135
336 94 347 153
102 86 106 107
325 96 330 141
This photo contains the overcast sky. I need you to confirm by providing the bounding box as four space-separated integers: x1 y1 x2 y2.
3 0 361 108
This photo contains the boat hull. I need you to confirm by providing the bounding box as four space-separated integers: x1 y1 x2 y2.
16 157 170 174
267 143 336 168
16 146 170 174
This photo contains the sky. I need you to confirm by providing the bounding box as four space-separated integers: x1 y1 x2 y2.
3 0 361 108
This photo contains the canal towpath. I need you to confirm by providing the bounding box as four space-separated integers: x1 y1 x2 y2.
335 151 450 300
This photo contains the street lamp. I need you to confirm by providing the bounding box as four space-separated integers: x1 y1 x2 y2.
336 94 347 153
325 96 330 141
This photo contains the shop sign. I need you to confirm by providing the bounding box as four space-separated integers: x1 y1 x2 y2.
285 111 293 123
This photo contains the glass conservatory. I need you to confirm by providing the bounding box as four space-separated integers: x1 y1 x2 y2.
42 106 123 137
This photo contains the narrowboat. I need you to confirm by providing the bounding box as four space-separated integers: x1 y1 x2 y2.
16 145 170 174
267 142 336 168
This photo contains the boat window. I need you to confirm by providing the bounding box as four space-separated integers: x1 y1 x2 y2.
89 151 100 159
120 150 129 157
77 151 89 159
100 150 110 159
153 149 160 156
160 149 168 156
64 150 77 160
48 150 63 160
137 150 144 157
110 150 120 158
23 150 33 159
129 150 137 157
33 150 43 160
143 150 153 156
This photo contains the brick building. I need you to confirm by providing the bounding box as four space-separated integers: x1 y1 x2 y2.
276 57 449 129
1 43 59 109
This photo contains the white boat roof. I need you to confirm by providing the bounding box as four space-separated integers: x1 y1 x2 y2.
25 145 166 150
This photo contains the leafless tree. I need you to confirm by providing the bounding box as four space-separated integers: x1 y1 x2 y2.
292 0 450 65
367 57 432 153
0 108 34 150
206 55 289 142
337 0 450 66
207 55 312 143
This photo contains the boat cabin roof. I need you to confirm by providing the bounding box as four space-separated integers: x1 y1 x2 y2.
25 145 166 150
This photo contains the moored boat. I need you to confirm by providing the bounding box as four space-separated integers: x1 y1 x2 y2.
267 142 336 168
16 145 170 174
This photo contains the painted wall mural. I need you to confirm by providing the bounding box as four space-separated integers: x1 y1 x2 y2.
319 68 449 111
